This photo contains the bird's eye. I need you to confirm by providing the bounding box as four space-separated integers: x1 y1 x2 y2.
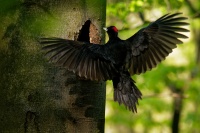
112 27 118 32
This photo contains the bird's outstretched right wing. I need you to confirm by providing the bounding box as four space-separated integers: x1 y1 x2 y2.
40 38 118 81
126 13 189 75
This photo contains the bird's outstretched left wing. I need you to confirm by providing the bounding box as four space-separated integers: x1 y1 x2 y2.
126 13 189 75
40 38 118 80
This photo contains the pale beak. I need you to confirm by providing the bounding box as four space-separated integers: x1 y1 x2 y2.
103 27 108 31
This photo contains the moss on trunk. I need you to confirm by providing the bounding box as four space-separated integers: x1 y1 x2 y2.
0 0 106 132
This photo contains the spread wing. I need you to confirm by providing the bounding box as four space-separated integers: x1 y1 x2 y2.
126 13 189 75
40 38 118 81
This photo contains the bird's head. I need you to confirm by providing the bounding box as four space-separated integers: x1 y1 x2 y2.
103 26 118 39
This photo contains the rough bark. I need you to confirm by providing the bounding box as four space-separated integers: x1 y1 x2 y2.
0 0 106 132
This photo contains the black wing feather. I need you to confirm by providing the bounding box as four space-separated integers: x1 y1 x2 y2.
40 38 118 80
126 13 189 75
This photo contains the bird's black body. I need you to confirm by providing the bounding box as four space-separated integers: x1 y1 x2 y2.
41 13 189 112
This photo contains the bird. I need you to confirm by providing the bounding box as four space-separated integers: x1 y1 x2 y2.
40 13 189 113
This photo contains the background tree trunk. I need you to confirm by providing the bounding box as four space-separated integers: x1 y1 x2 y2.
0 0 106 132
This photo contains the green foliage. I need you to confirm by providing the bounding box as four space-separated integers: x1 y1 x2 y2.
106 0 187 29
106 0 200 133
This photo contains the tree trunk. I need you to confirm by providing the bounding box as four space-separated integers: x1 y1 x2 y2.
0 0 106 132
171 89 183 133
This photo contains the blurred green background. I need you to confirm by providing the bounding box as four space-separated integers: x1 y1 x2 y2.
105 0 200 133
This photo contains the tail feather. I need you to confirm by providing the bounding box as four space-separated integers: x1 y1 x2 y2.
113 71 142 112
